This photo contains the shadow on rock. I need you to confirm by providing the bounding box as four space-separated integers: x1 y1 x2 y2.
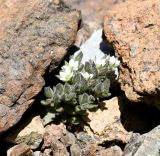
118 95 160 134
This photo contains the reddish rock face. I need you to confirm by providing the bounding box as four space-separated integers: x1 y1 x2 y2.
104 0 160 108
0 0 80 133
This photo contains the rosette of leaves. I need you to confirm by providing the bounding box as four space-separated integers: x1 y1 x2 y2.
41 52 119 125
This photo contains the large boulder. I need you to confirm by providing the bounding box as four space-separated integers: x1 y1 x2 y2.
104 0 160 108
0 0 80 133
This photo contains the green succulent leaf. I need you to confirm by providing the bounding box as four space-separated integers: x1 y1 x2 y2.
52 95 61 106
44 87 54 99
64 83 71 94
74 52 83 62
55 107 64 113
93 78 110 98
72 73 87 93
41 99 52 106
68 116 81 125
78 64 84 72
91 61 98 77
64 92 76 102
78 93 89 105
84 61 92 73
80 103 98 110
56 83 64 93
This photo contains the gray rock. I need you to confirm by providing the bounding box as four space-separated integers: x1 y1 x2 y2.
60 132 76 147
76 132 96 144
124 125 160 156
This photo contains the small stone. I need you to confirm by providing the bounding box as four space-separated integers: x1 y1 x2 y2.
97 145 123 156
76 132 96 144
42 123 66 149
81 144 97 156
70 143 81 156
60 132 76 147
7 143 33 156
43 148 52 156
51 140 69 156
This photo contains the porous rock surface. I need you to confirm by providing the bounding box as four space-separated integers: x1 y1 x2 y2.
0 0 80 133
104 0 160 108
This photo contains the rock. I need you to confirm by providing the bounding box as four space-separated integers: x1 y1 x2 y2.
71 132 123 156
124 125 160 156
4 116 44 149
43 149 52 156
85 97 132 144
76 132 97 145
42 123 76 156
104 0 160 108
70 143 81 156
97 146 123 156
42 123 67 149
71 131 123 156
81 144 97 156
51 140 69 156
33 151 42 156
7 143 33 156
60 131 76 147
73 132 98 156
0 0 80 133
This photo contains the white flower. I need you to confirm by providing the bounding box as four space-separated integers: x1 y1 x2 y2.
59 70 73 82
81 72 93 80
68 59 79 71
62 65 72 73
95 57 106 67
58 58 79 82
109 56 120 67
